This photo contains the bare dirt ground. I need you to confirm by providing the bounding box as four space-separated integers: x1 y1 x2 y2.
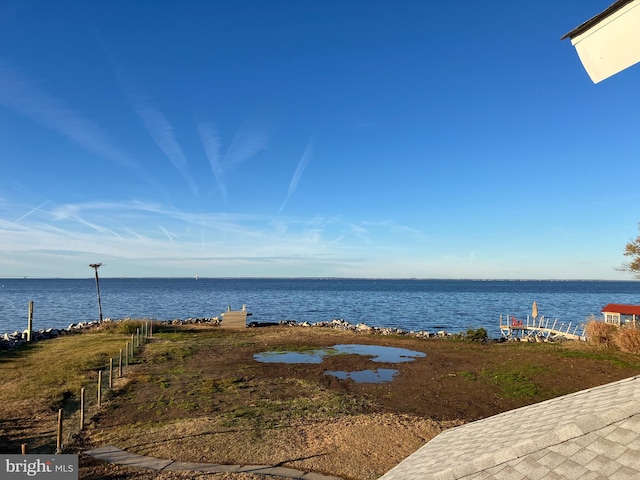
5 325 640 480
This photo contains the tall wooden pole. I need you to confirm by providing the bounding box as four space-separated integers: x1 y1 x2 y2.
89 263 103 323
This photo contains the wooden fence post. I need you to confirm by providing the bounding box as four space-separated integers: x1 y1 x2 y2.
131 334 135 357
136 327 140 347
21 443 28 455
125 343 129 367
150 320 153 338
97 371 102 408
109 358 113 389
119 349 123 377
80 387 85 430
27 301 34 342
56 409 63 454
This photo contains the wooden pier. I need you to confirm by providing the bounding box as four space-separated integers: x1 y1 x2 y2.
220 305 251 329
499 315 586 341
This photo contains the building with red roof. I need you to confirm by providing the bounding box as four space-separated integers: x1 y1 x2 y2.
602 303 640 327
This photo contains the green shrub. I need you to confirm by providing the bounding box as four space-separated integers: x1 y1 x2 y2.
98 319 148 335
466 328 488 342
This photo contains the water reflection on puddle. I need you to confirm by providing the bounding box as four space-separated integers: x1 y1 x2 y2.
331 344 426 363
253 344 425 383
325 368 398 383
254 350 326 364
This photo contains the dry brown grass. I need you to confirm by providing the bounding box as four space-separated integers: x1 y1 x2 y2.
585 320 618 348
5 323 640 479
614 327 640 354
0 327 140 453
585 320 640 355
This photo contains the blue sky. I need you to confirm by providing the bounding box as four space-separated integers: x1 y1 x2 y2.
1 0 639 279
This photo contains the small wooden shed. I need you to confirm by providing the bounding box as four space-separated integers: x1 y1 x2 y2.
601 303 640 327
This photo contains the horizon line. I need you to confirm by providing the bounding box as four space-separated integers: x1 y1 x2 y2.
0 276 637 282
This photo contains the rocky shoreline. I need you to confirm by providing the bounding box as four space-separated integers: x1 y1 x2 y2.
0 317 221 350
0 316 500 351
251 318 456 339
0 322 96 350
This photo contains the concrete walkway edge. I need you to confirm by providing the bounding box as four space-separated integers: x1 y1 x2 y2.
84 445 342 480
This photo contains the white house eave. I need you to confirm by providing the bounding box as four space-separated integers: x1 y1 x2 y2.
569 0 640 83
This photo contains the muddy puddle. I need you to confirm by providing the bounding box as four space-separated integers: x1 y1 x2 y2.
254 344 425 383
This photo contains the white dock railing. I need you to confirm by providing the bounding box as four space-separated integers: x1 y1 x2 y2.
499 314 586 341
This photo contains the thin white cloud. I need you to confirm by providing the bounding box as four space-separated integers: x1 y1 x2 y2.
14 200 49 223
73 216 124 239
279 138 314 213
103 50 199 196
326 222 370 246
158 225 176 244
133 102 199 196
197 121 227 206
223 122 268 165
196 119 268 207
0 197 433 277
122 226 148 240
0 62 140 172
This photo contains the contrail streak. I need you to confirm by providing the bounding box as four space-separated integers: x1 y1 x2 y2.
100 45 199 197
224 123 268 165
197 121 227 206
14 201 50 223
0 63 139 172
279 138 314 214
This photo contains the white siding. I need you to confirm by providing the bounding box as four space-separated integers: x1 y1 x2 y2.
570 0 640 83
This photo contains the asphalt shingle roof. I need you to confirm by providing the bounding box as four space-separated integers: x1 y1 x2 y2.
379 375 640 480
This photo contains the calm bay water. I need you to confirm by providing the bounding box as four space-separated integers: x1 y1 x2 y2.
0 278 638 338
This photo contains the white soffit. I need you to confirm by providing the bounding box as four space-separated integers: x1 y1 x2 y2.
571 1 640 83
